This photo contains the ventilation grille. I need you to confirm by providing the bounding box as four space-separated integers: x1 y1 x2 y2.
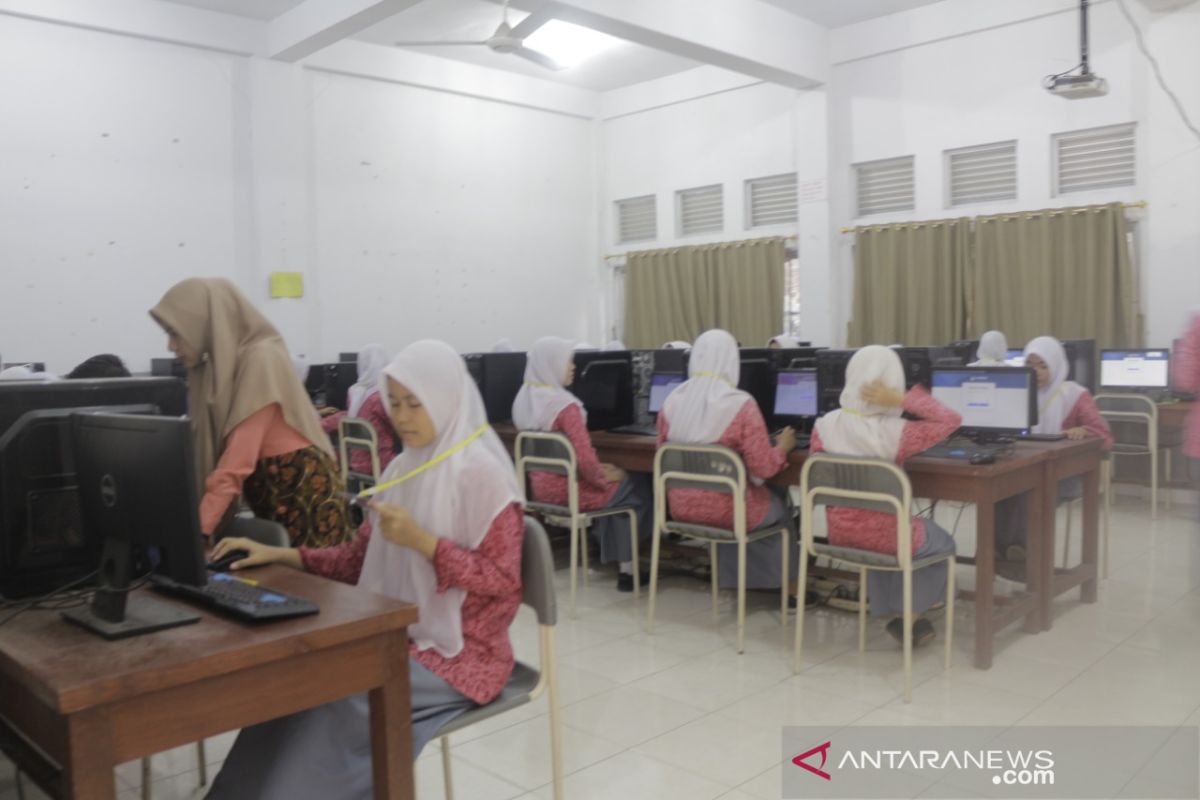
677 184 724 236
1053 123 1136 195
854 156 915 217
615 195 656 244
946 140 1017 207
746 173 798 228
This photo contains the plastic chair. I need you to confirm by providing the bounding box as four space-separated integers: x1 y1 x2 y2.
338 416 382 492
515 431 641 618
793 454 955 703
435 516 562 800
647 443 793 654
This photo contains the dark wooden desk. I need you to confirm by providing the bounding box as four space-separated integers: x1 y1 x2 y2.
0 566 418 800
498 425 1102 668
1039 437 1104 630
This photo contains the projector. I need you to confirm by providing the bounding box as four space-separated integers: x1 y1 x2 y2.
1045 72 1109 99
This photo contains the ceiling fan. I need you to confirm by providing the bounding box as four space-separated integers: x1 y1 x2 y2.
393 0 563 71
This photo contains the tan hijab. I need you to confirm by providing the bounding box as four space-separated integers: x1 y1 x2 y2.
149 278 333 488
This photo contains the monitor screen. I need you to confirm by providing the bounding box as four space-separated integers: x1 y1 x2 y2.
1101 349 1170 389
738 358 775 421
1005 349 1025 367
931 367 1036 433
773 370 818 418
647 373 684 414
572 352 634 430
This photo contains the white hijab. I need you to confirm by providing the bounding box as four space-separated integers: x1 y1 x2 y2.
604 340 626 351
814 345 908 462
662 329 751 443
663 340 692 350
491 338 515 353
1025 336 1085 434
290 354 309 383
0 365 57 381
359 340 522 658
769 335 802 348
347 343 389 417
573 342 598 351
511 336 583 431
971 331 1009 366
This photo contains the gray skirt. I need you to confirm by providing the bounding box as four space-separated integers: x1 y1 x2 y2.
206 658 473 800
715 487 800 590
866 518 955 618
588 473 654 563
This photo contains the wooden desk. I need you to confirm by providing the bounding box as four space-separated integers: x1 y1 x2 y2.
0 566 418 800
1039 438 1104 630
497 425 1106 669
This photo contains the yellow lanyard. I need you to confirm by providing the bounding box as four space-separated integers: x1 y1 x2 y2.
357 424 489 498
693 371 734 387
1040 384 1065 417
525 380 556 389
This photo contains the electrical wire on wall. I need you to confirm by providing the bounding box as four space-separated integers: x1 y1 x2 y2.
1114 0 1200 144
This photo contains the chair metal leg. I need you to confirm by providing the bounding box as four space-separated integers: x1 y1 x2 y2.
944 557 955 671
196 739 208 787
1165 447 1173 513
793 543 809 673
646 523 661 633
580 519 591 588
568 518 579 619
545 628 564 800
628 509 640 599
142 757 153 800
441 737 454 800
1061 501 1073 569
780 531 789 624
1103 461 1112 579
858 567 869 652
902 568 914 704
736 540 747 654
1151 443 1159 520
14 770 25 800
710 542 720 620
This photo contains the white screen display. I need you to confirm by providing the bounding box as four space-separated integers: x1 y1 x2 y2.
1100 351 1169 388
931 369 1032 431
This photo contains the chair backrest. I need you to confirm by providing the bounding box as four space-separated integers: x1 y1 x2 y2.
338 416 382 481
654 443 746 496
1094 393 1156 447
514 432 578 508
800 454 913 565
222 516 291 547
521 516 557 627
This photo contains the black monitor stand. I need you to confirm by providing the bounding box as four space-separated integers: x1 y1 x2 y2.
62 539 199 640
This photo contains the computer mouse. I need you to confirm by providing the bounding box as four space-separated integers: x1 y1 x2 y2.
968 452 995 465
207 549 250 572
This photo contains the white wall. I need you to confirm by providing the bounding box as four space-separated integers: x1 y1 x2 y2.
0 13 600 373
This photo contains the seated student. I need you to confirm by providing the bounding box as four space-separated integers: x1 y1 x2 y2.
514 336 651 591
66 353 131 379
663 340 691 350
150 278 352 547
656 329 801 601
573 342 599 351
768 334 801 349
970 331 1009 366
491 338 516 353
206 340 524 797
604 339 627 351
320 344 398 476
811 345 960 645
995 335 1114 559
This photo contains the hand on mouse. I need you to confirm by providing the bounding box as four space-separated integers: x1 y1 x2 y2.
774 426 797 453
209 536 297 571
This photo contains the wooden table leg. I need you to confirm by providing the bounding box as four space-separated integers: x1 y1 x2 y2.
1081 464 1100 603
1040 470 1059 632
63 712 116 800
1023 482 1044 635
974 500 996 670
369 629 414 800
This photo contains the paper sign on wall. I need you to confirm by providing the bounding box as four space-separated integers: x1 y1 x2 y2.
269 272 304 298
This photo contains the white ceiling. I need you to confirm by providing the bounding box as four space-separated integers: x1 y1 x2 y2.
155 0 950 90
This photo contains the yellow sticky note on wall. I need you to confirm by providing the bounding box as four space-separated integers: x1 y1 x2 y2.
269 272 304 298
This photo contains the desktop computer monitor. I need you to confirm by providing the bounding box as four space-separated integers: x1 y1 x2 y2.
3 362 46 373
572 351 634 431
64 412 207 639
1005 349 1025 367
150 358 187 379
1061 339 1096 393
772 369 818 428
773 347 824 370
338 352 358 363
930 367 1038 437
463 352 527 424
1100 349 1170 390
738 358 775 421
652 348 689 375
647 373 685 415
816 349 855 414
305 364 326 399
949 340 979 364
893 347 934 389
323 362 359 410
0 377 186 439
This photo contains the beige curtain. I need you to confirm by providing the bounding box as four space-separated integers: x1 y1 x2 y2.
624 238 785 347
848 219 970 347
970 202 1139 347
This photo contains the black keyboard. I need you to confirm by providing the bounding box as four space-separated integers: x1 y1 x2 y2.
609 424 658 436
920 442 1004 460
152 573 319 621
1018 432 1067 442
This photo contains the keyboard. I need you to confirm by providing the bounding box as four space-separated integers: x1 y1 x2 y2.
609 424 658 436
152 572 319 621
1018 432 1067 442
920 442 1005 461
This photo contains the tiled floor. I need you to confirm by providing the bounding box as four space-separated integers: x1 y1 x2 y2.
2 495 1198 800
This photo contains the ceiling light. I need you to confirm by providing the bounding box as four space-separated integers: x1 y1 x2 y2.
522 20 622 69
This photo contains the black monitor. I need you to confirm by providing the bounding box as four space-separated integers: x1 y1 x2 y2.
1061 339 1096 393
773 347 824 370
571 351 634 431
1100 349 1170 390
463 352 527 423
0 377 186 439
63 413 206 639
949 340 979 364
816 349 855 414
651 348 689 375
772 369 818 429
930 366 1038 438
305 364 325 399
150 358 187 379
892 347 934 390
738 358 775 422
323 362 358 410
338 352 359 363
647 373 685 415
3 362 46 373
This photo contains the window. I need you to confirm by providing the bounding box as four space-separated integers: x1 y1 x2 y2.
945 140 1017 207
676 184 724 236
854 155 915 217
615 195 656 244
746 173 798 228
1052 123 1136 196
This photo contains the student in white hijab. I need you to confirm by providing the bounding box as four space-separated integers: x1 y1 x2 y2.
513 336 651 590
768 334 802 349
491 338 516 353
573 342 598 351
0 365 58 381
657 329 801 598
810 345 960 646
994 336 1113 561
207 340 525 798
970 331 1009 366
604 339 627 351
662 340 691 350
320 344 400 475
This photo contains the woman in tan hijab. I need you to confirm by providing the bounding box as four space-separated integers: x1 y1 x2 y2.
150 278 352 547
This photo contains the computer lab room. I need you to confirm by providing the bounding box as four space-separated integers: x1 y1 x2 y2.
1 0 1199 799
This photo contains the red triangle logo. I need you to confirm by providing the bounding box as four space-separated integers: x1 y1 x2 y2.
792 741 832 781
